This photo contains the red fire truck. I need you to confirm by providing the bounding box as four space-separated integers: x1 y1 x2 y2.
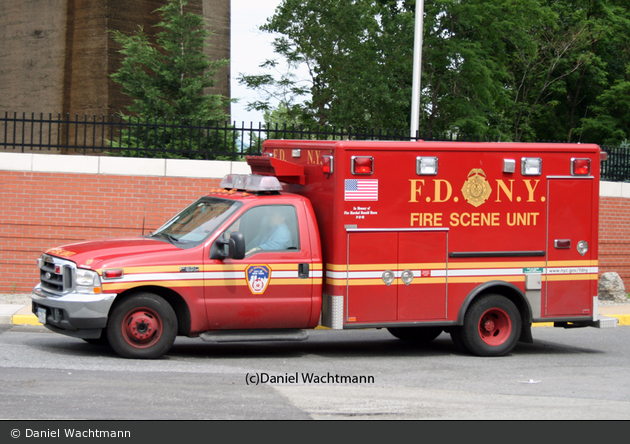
31 140 618 359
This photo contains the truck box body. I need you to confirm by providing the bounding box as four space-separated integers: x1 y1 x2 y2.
257 140 601 328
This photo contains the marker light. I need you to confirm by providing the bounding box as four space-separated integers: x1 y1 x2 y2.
416 157 438 175
503 159 516 174
351 156 374 175
322 155 334 174
103 269 124 279
571 158 590 176
521 158 542 176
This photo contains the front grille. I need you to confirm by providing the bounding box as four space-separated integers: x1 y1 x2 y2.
39 254 73 294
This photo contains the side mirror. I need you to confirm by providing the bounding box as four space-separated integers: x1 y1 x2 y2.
211 232 245 260
229 232 246 260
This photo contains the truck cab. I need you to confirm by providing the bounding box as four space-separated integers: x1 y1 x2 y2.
32 174 322 358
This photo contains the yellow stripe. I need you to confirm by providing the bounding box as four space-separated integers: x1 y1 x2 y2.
326 276 527 286
103 280 205 291
326 260 598 272
203 264 247 271
448 261 545 269
547 260 598 267
546 274 598 281
97 265 201 274
105 276 320 291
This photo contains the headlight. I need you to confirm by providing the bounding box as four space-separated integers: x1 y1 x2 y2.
75 268 102 293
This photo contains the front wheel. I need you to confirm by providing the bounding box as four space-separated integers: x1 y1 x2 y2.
455 294 521 357
106 293 177 359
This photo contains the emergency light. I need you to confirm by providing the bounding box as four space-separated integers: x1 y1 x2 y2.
351 156 374 175
416 156 438 175
521 158 542 175
571 158 590 176
220 174 283 192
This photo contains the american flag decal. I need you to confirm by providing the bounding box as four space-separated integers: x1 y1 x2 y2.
344 179 378 201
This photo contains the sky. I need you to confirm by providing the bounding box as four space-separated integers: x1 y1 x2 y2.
230 0 285 124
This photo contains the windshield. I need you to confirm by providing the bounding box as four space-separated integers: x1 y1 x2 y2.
151 197 242 246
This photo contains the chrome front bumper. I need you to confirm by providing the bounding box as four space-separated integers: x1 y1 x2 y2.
31 284 117 339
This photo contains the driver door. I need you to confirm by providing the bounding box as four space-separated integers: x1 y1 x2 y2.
204 204 314 330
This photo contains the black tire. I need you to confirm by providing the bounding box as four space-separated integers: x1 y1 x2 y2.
448 327 466 352
106 293 177 359
387 327 443 343
458 294 521 357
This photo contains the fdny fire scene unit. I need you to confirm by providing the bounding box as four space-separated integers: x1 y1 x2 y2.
31 140 618 359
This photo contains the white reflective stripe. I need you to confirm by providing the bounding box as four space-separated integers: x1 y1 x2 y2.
312 271 323 278
547 267 598 274
326 271 388 279
270 271 299 278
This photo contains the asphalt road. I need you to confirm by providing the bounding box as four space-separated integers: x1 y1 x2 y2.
0 324 629 420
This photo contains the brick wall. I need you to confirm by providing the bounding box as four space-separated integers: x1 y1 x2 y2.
599 195 630 287
1 153 629 293
0 153 249 292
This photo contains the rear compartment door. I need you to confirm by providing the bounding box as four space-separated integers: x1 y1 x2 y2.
546 178 595 316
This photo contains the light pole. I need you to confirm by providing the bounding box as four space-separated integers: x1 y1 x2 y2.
410 0 425 139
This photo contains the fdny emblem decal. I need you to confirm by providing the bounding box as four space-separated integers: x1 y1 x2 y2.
461 169 492 207
246 265 271 294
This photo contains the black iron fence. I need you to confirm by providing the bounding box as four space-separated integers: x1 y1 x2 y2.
1 112 628 181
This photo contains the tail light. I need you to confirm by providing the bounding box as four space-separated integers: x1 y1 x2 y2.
322 155 333 174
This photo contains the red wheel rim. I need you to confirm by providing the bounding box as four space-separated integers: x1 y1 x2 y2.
478 307 512 346
121 307 163 349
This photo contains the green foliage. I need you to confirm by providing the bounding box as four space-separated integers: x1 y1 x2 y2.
109 0 234 159
240 0 630 143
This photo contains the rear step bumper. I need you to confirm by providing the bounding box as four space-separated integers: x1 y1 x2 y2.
554 315 619 329
200 329 309 343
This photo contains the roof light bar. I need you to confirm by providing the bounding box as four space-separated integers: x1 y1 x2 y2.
220 174 282 192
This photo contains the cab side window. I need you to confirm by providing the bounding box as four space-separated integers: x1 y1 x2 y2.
227 205 299 254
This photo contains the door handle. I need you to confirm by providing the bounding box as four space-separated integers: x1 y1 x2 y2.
298 263 310 279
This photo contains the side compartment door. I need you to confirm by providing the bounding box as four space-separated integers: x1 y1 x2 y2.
346 231 398 323
546 179 595 316
346 230 448 323
398 231 448 321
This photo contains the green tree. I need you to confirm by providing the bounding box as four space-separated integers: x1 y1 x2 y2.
109 0 234 159
242 0 629 144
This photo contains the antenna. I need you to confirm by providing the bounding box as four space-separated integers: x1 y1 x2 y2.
578 106 588 144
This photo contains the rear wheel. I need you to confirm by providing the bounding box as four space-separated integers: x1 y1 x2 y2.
106 293 177 359
387 327 443 343
456 294 521 357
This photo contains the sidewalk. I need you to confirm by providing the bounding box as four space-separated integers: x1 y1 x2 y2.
1 302 629 327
